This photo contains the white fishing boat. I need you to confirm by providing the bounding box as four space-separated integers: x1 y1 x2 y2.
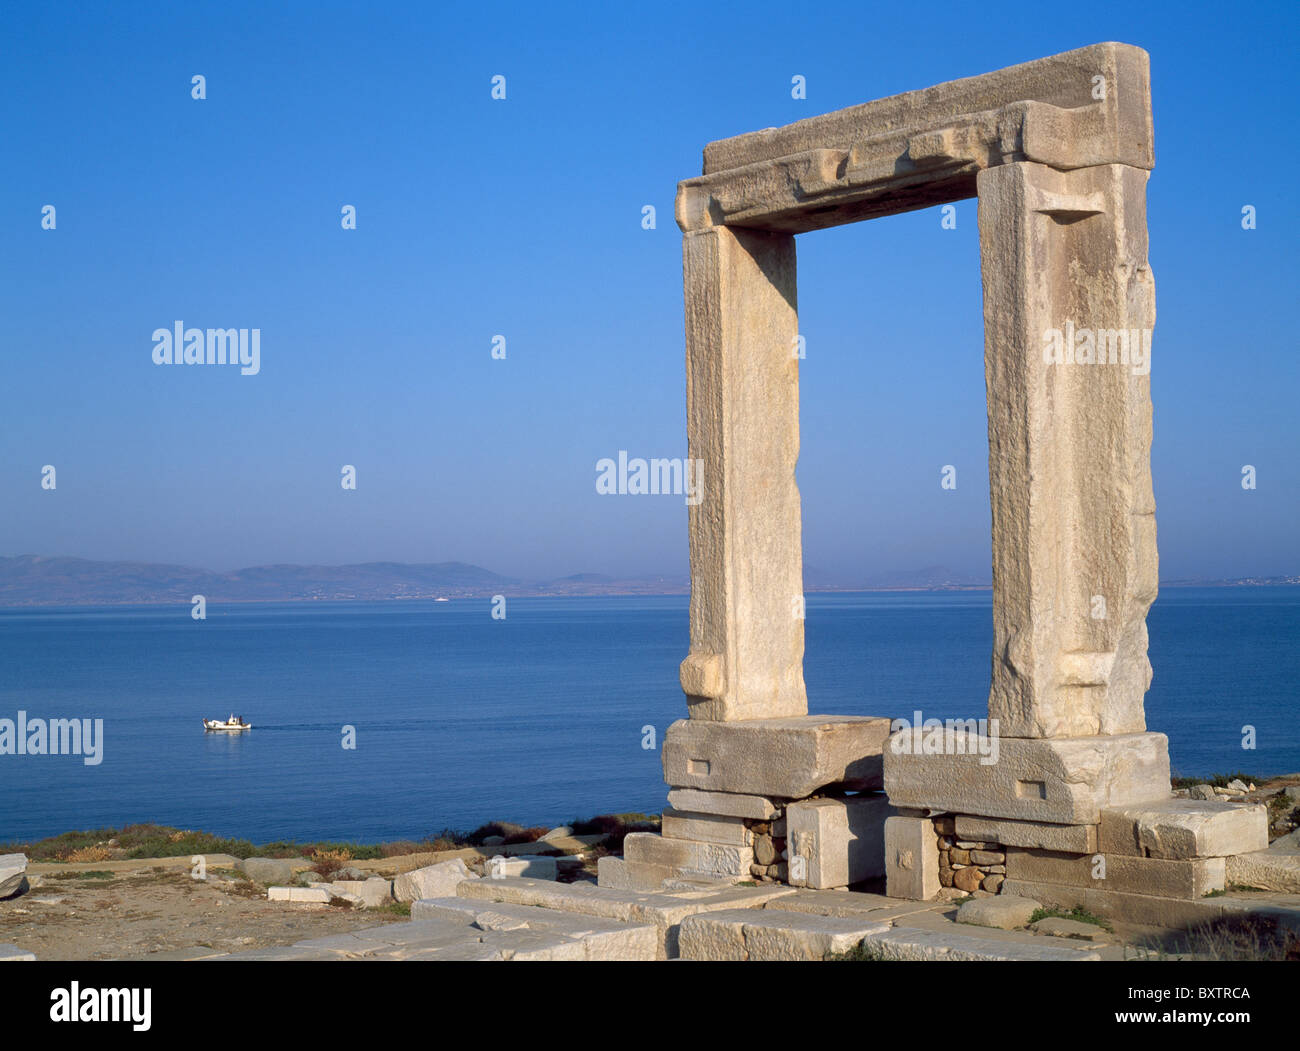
203 714 252 732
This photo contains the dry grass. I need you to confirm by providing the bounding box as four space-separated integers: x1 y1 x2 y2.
65 846 113 863
308 848 353 878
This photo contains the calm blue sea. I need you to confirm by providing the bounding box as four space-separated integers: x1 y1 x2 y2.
0 588 1296 843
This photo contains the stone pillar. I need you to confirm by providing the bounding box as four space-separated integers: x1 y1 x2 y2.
978 161 1158 739
678 225 807 721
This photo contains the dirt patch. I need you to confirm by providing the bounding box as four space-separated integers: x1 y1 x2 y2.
0 866 405 961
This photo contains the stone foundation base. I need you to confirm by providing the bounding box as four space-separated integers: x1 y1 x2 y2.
883 796 1271 907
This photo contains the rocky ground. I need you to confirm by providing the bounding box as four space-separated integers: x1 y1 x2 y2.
0 864 408 960
0 834 605 961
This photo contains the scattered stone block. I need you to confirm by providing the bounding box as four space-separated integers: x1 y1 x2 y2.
1005 849 1225 898
786 794 892 889
1099 798 1268 859
0 944 36 961
486 855 557 881
955 815 1097 853
239 857 294 885
663 715 892 797
666 788 779 820
394 858 478 902
539 826 573 842
623 832 752 878
328 877 393 908
1226 850 1300 894
661 807 752 846
884 731 1171 824
885 816 939 900
0 855 27 899
956 894 1041 930
267 886 331 903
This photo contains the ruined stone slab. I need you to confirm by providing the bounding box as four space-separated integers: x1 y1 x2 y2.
0 855 27 899
663 715 892 796
1005 848 1225 898
410 898 658 960
678 908 890 961
979 158 1157 739
786 794 893 889
623 832 752 879
666 788 778 820
453 875 796 958
680 44 1152 235
884 816 940 901
486 855 557 881
267 886 331 903
597 856 677 892
1099 799 1268 859
1000 878 1230 931
0 944 35 961
661 806 752 846
394 858 478 902
1226 851 1300 894
1032 917 1110 940
859 926 1101 961
954 814 1097 853
328 877 393 908
884 731 1170 824
762 889 945 923
679 224 806 721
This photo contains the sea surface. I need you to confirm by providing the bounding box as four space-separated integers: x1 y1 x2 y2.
0 588 1296 843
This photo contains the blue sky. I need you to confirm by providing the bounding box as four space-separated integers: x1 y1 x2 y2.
1 0 1295 581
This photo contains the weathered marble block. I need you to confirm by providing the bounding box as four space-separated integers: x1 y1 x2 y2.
663 715 892 798
623 832 752 879
665 788 779 820
661 807 752 846
884 816 940 901
786 794 894 889
883 731 1170 824
1005 848 1225 899
1099 799 1268 859
954 815 1097 853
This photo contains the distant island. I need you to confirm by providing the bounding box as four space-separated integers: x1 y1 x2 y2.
0 555 1294 608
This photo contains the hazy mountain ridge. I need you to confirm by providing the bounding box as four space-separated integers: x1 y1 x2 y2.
0 555 682 606
0 555 1292 607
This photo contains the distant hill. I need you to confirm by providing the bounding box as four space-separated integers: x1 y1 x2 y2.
0 555 520 606
0 555 1289 607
